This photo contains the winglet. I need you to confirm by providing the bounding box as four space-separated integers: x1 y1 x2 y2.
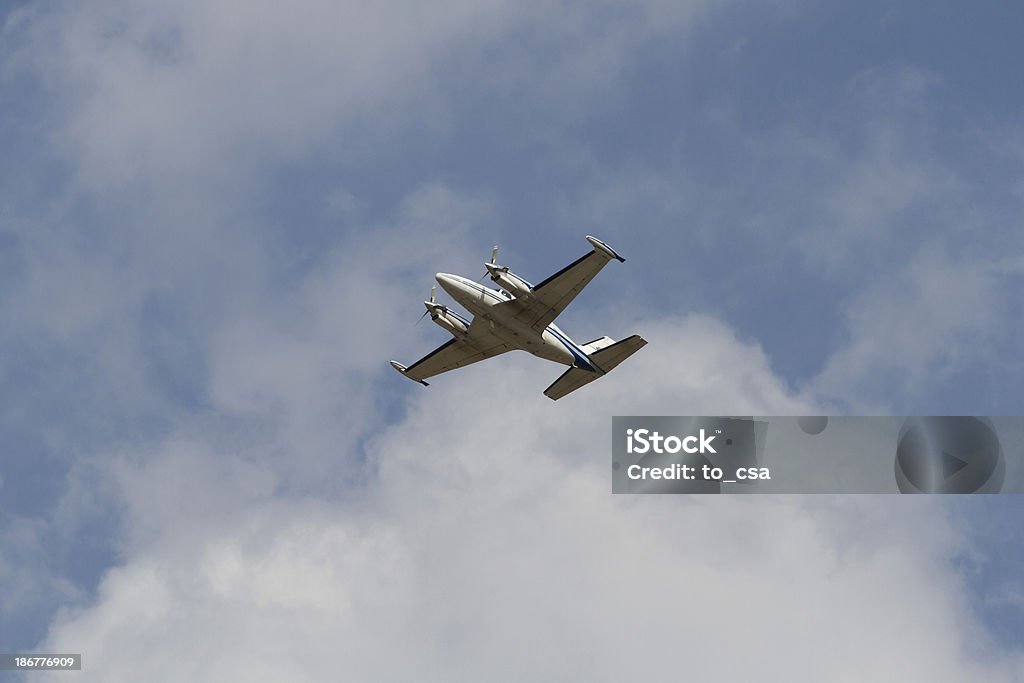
390 360 429 386
585 235 626 263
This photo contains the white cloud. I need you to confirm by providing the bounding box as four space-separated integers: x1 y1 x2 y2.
5 0 722 191
32 314 1023 681
8 0 505 186
205 183 494 488
813 247 1001 410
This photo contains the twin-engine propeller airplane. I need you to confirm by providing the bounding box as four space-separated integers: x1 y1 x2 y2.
390 235 647 400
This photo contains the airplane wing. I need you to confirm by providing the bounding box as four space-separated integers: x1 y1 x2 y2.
395 322 513 384
508 235 625 331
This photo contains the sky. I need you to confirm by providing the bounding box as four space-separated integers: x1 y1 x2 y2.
1 0 1024 680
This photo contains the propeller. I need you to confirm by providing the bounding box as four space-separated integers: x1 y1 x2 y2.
480 244 508 283
416 285 439 324
478 245 499 282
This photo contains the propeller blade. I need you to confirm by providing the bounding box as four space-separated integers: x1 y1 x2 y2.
416 309 429 325
430 284 436 304
490 245 498 265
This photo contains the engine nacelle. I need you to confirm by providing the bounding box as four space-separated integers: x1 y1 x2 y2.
432 309 469 336
488 266 532 298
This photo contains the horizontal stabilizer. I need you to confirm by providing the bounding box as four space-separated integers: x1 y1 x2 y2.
543 367 599 400
543 335 647 400
589 334 647 373
580 335 616 355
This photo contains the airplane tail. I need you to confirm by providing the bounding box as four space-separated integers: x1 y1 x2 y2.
543 335 647 400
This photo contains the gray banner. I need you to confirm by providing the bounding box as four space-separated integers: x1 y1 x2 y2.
612 416 1021 494
0 654 81 670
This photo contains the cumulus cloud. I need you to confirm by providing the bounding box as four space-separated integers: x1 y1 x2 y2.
8 0 502 185
813 247 1004 411
32 318 1023 681
206 183 495 488
5 0 721 190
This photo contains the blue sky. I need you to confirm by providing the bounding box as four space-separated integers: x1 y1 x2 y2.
2 1 1023 679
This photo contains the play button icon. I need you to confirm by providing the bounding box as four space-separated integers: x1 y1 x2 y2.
895 417 1004 493
941 450 969 478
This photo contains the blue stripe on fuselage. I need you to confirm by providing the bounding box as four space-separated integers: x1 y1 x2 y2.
547 326 595 371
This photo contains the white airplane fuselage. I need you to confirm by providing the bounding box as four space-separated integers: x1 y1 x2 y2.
435 273 597 372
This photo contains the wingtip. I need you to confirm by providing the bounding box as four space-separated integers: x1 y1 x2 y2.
585 235 625 262
390 360 429 386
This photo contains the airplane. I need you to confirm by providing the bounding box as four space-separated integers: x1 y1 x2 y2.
390 235 647 400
